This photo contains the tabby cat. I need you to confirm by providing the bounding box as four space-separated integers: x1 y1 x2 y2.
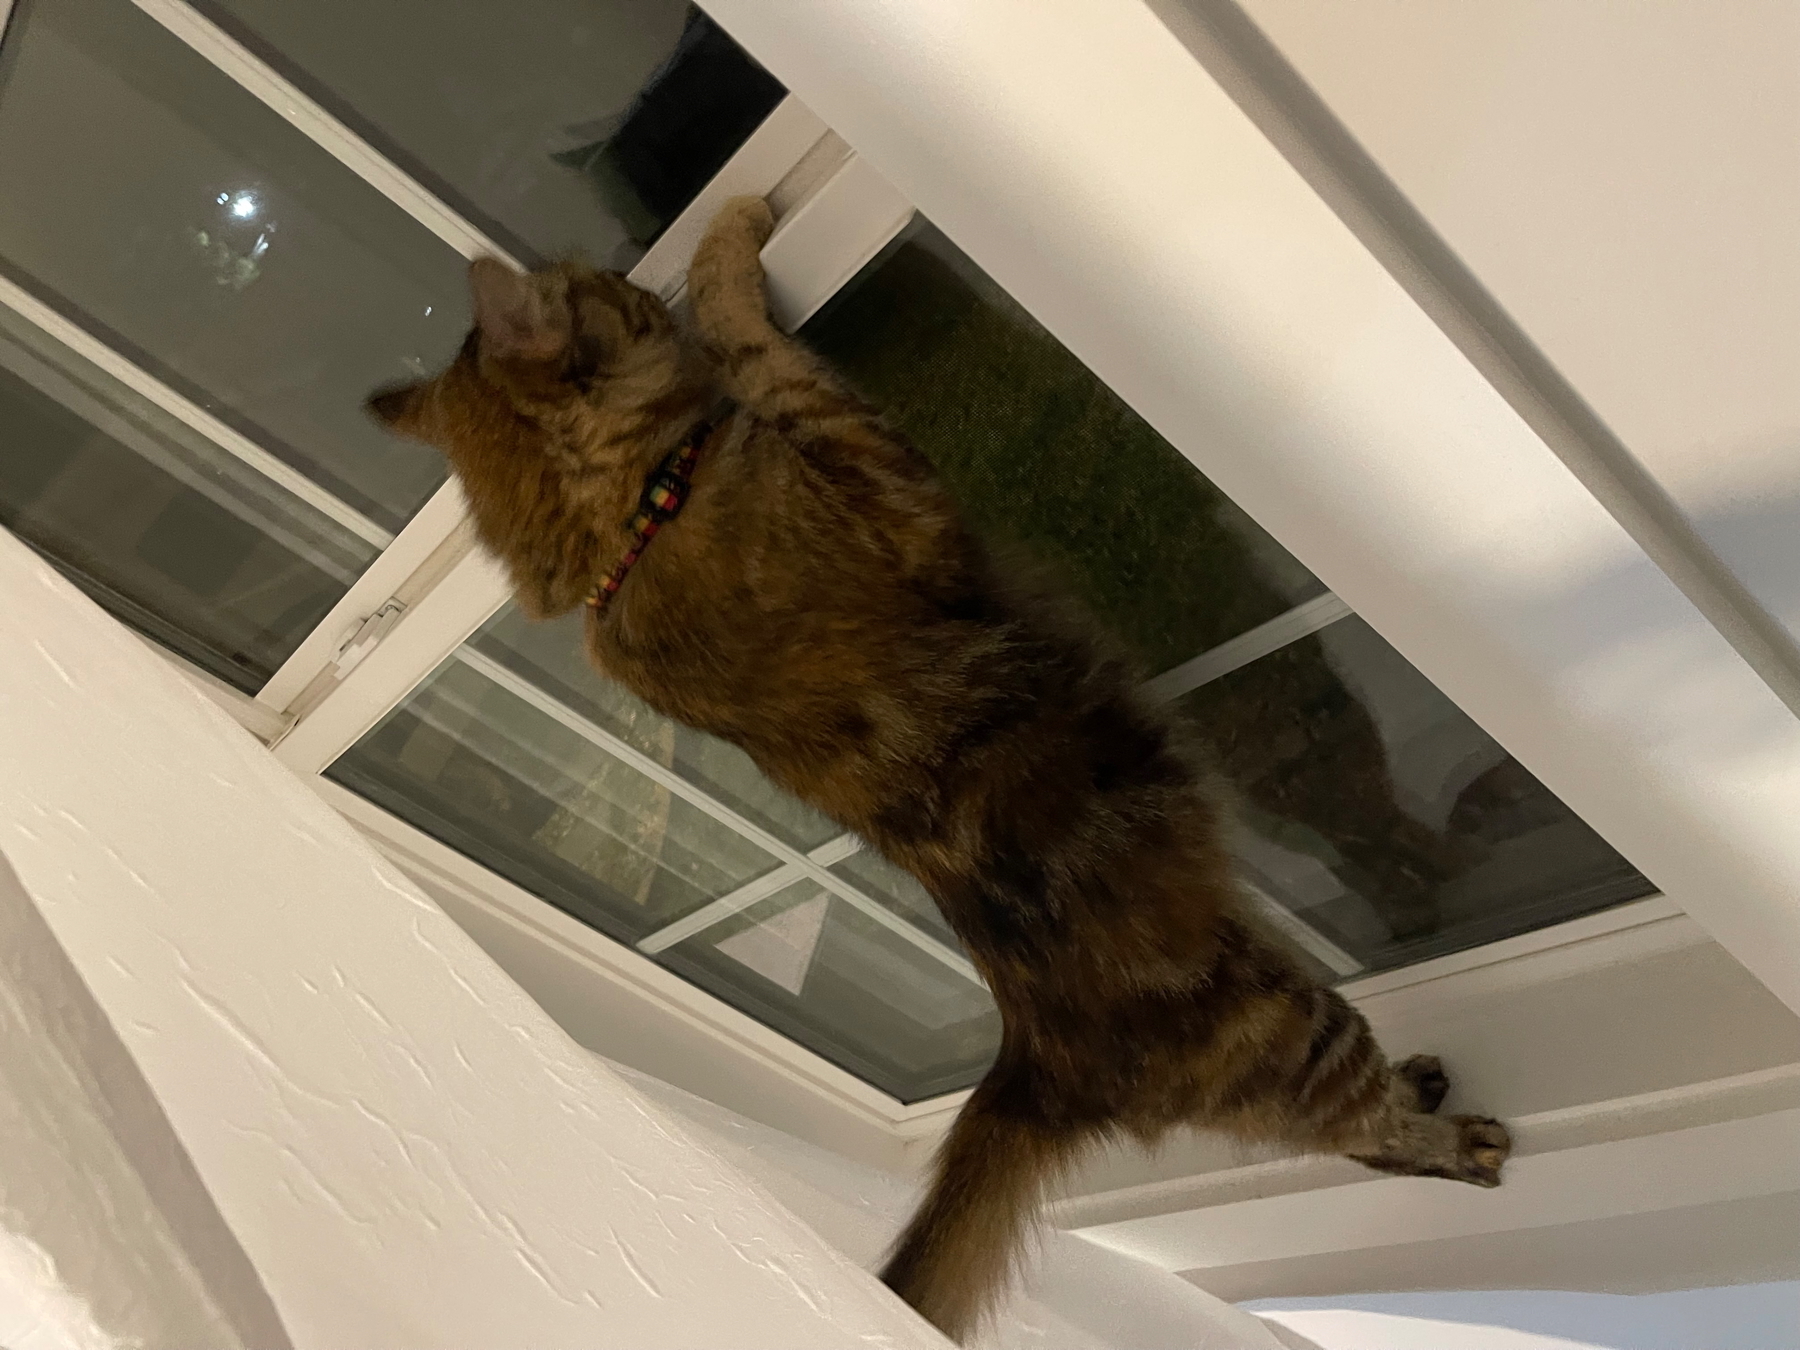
367 196 1510 1342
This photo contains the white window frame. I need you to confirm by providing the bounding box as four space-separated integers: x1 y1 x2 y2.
3 0 1784 1250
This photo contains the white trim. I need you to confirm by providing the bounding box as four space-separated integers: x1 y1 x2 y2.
1144 592 1352 703
310 774 940 1129
1054 1061 1800 1237
1067 1089 1800 1273
758 153 915 331
639 833 864 954
767 131 854 220
1240 879 1363 978
131 0 518 266
270 543 512 771
255 480 469 711
450 647 982 985
1336 892 1686 1005
631 95 831 302
144 638 292 744
0 273 389 548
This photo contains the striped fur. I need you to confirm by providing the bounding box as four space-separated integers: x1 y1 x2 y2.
367 197 1510 1342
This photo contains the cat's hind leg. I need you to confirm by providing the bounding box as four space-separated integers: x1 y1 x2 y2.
1187 965 1510 1189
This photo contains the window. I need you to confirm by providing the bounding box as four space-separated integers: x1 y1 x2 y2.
0 0 1655 1105
197 0 785 269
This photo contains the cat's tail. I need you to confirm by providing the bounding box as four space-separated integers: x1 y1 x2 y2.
879 1063 1089 1342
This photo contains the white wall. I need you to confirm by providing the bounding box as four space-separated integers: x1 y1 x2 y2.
1251 1285 1800 1350
606 1056 1300 1350
0 525 951 1350
1234 0 1800 651
0 853 278 1350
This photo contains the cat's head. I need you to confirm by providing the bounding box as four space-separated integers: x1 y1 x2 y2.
365 258 687 455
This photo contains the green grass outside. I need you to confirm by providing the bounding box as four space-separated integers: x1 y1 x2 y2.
801 223 1313 675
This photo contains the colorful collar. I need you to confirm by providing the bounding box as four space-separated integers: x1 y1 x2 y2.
585 415 716 612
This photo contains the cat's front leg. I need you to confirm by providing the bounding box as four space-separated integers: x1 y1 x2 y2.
688 197 849 415
688 195 777 352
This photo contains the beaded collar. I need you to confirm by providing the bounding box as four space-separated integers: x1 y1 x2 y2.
584 412 719 613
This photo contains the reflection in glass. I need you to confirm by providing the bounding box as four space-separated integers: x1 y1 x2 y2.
203 0 785 270
0 0 469 532
467 605 841 851
802 218 1324 674
1182 616 1655 973
328 599 998 1097
327 633 783 943
661 880 1000 1102
833 845 962 948
0 300 377 688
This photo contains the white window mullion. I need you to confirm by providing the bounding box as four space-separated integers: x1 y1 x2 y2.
627 95 832 302
639 834 864 955
450 646 982 984
1144 591 1352 704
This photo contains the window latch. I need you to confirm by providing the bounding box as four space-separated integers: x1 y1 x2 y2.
331 599 406 677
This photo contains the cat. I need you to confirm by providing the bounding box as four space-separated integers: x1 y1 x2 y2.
366 196 1511 1343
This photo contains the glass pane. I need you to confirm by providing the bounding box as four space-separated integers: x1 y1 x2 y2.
201 0 786 270
0 0 468 536
831 847 961 948
1181 616 1655 974
801 218 1325 675
0 299 375 689
327 640 783 943
659 881 1000 1102
466 604 841 850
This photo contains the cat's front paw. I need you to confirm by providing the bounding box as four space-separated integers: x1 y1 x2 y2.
709 195 775 251
690 197 777 346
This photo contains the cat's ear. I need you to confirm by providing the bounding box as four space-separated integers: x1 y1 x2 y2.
366 380 431 440
469 257 570 363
